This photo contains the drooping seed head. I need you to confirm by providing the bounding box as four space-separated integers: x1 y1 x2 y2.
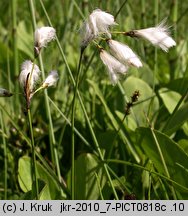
107 39 143 68
133 20 176 52
99 49 128 84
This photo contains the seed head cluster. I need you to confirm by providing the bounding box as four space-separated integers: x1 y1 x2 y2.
80 9 176 84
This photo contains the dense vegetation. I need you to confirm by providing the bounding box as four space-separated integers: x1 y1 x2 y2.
0 0 188 200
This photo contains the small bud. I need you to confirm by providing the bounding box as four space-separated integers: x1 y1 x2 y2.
42 70 59 88
0 88 13 97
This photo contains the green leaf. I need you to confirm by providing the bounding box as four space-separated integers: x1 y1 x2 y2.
136 127 188 192
163 102 188 135
158 88 181 113
87 79 140 162
17 21 33 58
67 153 106 199
166 78 188 95
18 156 63 200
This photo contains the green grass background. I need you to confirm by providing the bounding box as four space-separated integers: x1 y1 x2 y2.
0 0 188 200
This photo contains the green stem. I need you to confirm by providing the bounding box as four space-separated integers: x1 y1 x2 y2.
114 0 128 19
28 0 63 196
0 110 7 199
150 128 177 199
172 0 178 40
71 49 84 199
39 0 118 200
162 87 188 132
107 114 126 159
11 0 19 110
107 159 188 192
28 108 39 199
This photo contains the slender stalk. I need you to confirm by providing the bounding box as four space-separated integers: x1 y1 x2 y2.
0 110 7 199
107 114 126 159
28 0 63 196
172 0 178 40
48 97 92 149
147 0 159 120
27 108 39 199
0 104 71 198
71 49 84 199
39 0 118 199
162 87 188 132
107 159 188 192
114 0 128 19
150 128 177 199
95 173 104 200
154 0 159 87
11 0 19 110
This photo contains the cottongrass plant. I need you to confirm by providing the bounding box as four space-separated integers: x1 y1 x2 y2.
80 9 176 84
18 25 58 199
77 8 176 199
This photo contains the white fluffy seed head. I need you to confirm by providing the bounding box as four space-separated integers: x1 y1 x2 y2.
89 9 116 37
80 21 95 48
19 60 41 92
80 9 116 48
42 70 59 88
34 27 56 49
134 20 176 52
107 39 143 68
99 49 128 84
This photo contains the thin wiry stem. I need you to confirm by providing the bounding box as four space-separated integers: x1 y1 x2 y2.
162 88 188 132
150 128 177 199
71 49 84 199
11 0 19 110
114 0 128 19
28 0 63 196
106 159 188 192
27 108 39 199
39 0 119 200
0 111 7 199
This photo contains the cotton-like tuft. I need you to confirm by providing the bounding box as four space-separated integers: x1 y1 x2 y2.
19 60 41 92
107 39 143 68
34 27 56 55
81 9 116 47
133 20 176 52
89 9 116 37
99 49 128 84
42 70 59 88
